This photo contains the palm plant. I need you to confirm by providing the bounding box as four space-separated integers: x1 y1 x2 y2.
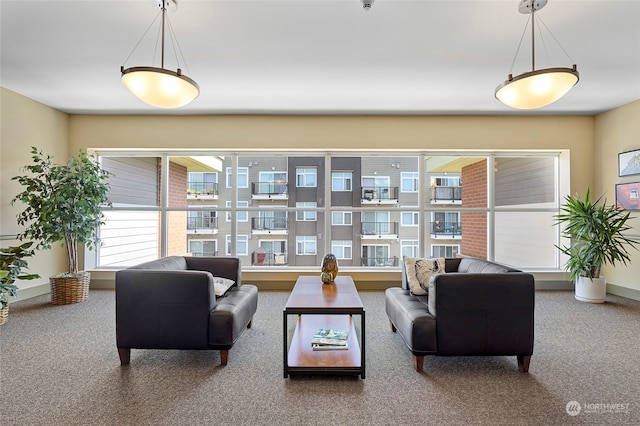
555 188 638 282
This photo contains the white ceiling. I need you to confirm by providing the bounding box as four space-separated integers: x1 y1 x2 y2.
1 0 639 116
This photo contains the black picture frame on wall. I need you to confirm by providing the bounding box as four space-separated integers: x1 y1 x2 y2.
618 149 640 177
616 182 640 211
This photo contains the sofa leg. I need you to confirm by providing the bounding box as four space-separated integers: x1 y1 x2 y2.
220 350 229 366
118 348 131 365
517 355 531 373
413 355 424 373
247 319 253 329
389 320 396 333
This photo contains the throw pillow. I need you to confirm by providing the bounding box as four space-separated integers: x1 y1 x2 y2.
212 276 235 298
415 257 446 294
403 256 425 296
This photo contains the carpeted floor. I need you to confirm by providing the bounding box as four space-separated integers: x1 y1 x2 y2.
1 289 639 425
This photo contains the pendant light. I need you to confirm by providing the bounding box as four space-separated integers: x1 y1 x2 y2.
121 0 199 108
495 0 579 110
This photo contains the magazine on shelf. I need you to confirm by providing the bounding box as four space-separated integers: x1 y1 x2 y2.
313 328 349 340
311 328 349 351
312 342 349 351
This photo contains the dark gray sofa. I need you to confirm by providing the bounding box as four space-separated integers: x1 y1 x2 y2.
385 257 534 373
116 256 258 366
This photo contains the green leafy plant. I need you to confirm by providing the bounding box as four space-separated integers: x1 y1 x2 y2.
555 188 638 282
11 147 111 276
0 242 40 309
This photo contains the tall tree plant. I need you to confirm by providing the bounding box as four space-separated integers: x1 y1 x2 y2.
555 188 638 282
11 147 111 276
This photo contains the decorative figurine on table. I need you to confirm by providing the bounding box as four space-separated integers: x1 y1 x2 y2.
321 253 339 284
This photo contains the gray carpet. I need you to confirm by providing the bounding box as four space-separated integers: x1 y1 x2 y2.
1 289 639 425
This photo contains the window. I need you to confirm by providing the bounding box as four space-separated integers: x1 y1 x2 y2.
296 202 317 221
187 210 217 231
188 172 217 194
331 240 352 259
362 244 391 266
258 171 287 195
401 211 419 226
95 152 566 271
431 244 460 258
226 201 249 222
401 172 418 192
296 168 317 187
332 172 352 191
226 167 248 188
296 236 317 255
332 211 352 225
226 234 248 256
431 212 461 235
401 240 419 258
188 240 217 257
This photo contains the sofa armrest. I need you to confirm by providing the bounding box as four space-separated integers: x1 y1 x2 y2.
429 272 535 355
115 269 216 349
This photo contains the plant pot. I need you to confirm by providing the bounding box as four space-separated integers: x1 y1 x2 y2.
50 272 90 305
575 275 606 304
0 307 8 325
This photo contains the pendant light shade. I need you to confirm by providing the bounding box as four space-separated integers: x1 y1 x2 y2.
121 0 199 108
495 65 578 110
121 66 199 109
495 0 579 110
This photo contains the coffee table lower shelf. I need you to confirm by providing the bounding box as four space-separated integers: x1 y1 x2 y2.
285 314 363 378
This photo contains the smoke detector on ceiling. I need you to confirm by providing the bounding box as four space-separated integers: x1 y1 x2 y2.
362 0 374 11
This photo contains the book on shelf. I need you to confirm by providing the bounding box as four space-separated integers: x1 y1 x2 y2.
313 328 349 340
311 328 349 351
312 342 348 351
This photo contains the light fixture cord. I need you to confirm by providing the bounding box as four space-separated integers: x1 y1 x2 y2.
121 9 162 66
161 0 166 68
536 16 577 64
508 14 532 74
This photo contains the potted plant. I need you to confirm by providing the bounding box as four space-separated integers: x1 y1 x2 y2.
11 147 111 305
555 188 638 303
0 242 40 324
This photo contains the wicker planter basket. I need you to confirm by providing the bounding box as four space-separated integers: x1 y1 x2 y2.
0 307 8 325
50 272 90 305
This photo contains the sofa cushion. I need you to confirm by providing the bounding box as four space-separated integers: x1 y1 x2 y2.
212 276 236 298
404 256 445 296
457 257 511 274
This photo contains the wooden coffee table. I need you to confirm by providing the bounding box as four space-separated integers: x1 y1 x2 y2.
283 275 365 379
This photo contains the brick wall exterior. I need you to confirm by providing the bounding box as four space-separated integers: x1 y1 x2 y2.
461 160 487 259
167 162 187 256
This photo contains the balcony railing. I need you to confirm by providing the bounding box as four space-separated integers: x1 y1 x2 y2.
251 216 288 232
251 182 288 198
187 216 218 233
251 251 288 266
191 251 219 257
361 257 399 267
430 186 462 204
361 221 399 238
361 186 399 203
431 221 461 238
187 181 218 197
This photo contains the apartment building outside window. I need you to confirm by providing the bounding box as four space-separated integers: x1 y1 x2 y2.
94 152 567 272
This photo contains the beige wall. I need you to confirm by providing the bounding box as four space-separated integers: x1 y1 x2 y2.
595 99 640 295
1 88 70 296
3 86 639 297
69 114 595 193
